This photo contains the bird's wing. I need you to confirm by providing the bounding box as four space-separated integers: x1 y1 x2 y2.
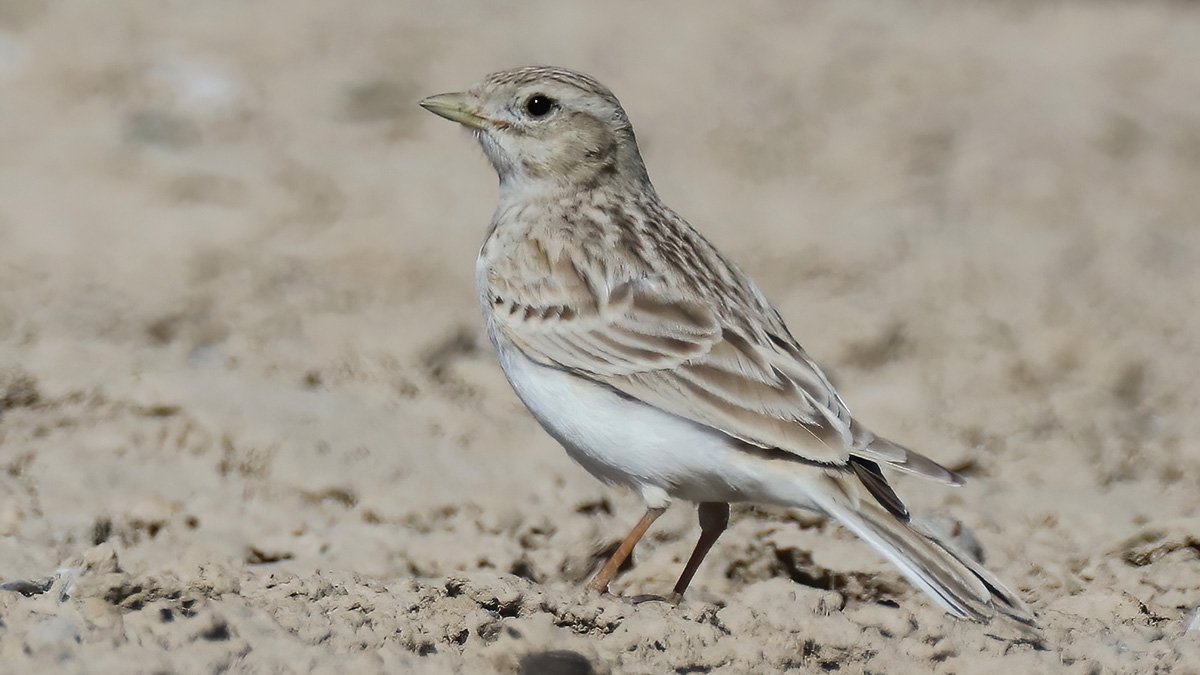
486 247 856 465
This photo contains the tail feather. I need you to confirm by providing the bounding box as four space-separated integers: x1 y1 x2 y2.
815 486 1037 632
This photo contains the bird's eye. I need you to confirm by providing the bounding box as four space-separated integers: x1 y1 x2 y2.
524 94 555 118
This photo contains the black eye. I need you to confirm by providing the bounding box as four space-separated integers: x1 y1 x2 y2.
524 94 555 118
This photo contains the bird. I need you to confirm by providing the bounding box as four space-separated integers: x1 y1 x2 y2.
419 66 1036 630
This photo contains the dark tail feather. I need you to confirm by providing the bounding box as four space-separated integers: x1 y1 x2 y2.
816 489 1038 633
848 457 909 521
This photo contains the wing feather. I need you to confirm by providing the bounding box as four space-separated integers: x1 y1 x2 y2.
492 273 852 464
483 212 963 498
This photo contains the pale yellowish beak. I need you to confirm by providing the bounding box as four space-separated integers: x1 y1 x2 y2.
419 92 487 130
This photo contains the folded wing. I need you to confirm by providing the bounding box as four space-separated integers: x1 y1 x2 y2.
490 256 857 464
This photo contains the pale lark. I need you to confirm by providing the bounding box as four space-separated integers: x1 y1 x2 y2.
420 66 1035 629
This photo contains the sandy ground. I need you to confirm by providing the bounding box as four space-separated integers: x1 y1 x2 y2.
1 1 1198 672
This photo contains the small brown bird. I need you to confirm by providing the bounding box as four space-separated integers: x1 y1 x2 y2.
420 66 1035 630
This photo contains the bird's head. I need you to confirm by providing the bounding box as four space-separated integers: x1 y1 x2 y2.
420 66 651 194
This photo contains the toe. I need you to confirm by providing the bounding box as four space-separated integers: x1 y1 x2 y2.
625 593 670 605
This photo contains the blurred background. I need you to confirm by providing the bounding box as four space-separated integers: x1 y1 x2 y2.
0 1 1197 672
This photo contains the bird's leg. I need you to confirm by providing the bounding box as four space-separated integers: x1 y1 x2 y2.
669 501 730 601
587 506 666 594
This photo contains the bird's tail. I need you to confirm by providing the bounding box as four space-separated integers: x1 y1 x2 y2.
813 481 1038 633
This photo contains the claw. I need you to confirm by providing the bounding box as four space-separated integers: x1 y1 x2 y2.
626 593 672 605
596 589 682 606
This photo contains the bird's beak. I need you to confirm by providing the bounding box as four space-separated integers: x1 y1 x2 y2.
419 92 487 130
